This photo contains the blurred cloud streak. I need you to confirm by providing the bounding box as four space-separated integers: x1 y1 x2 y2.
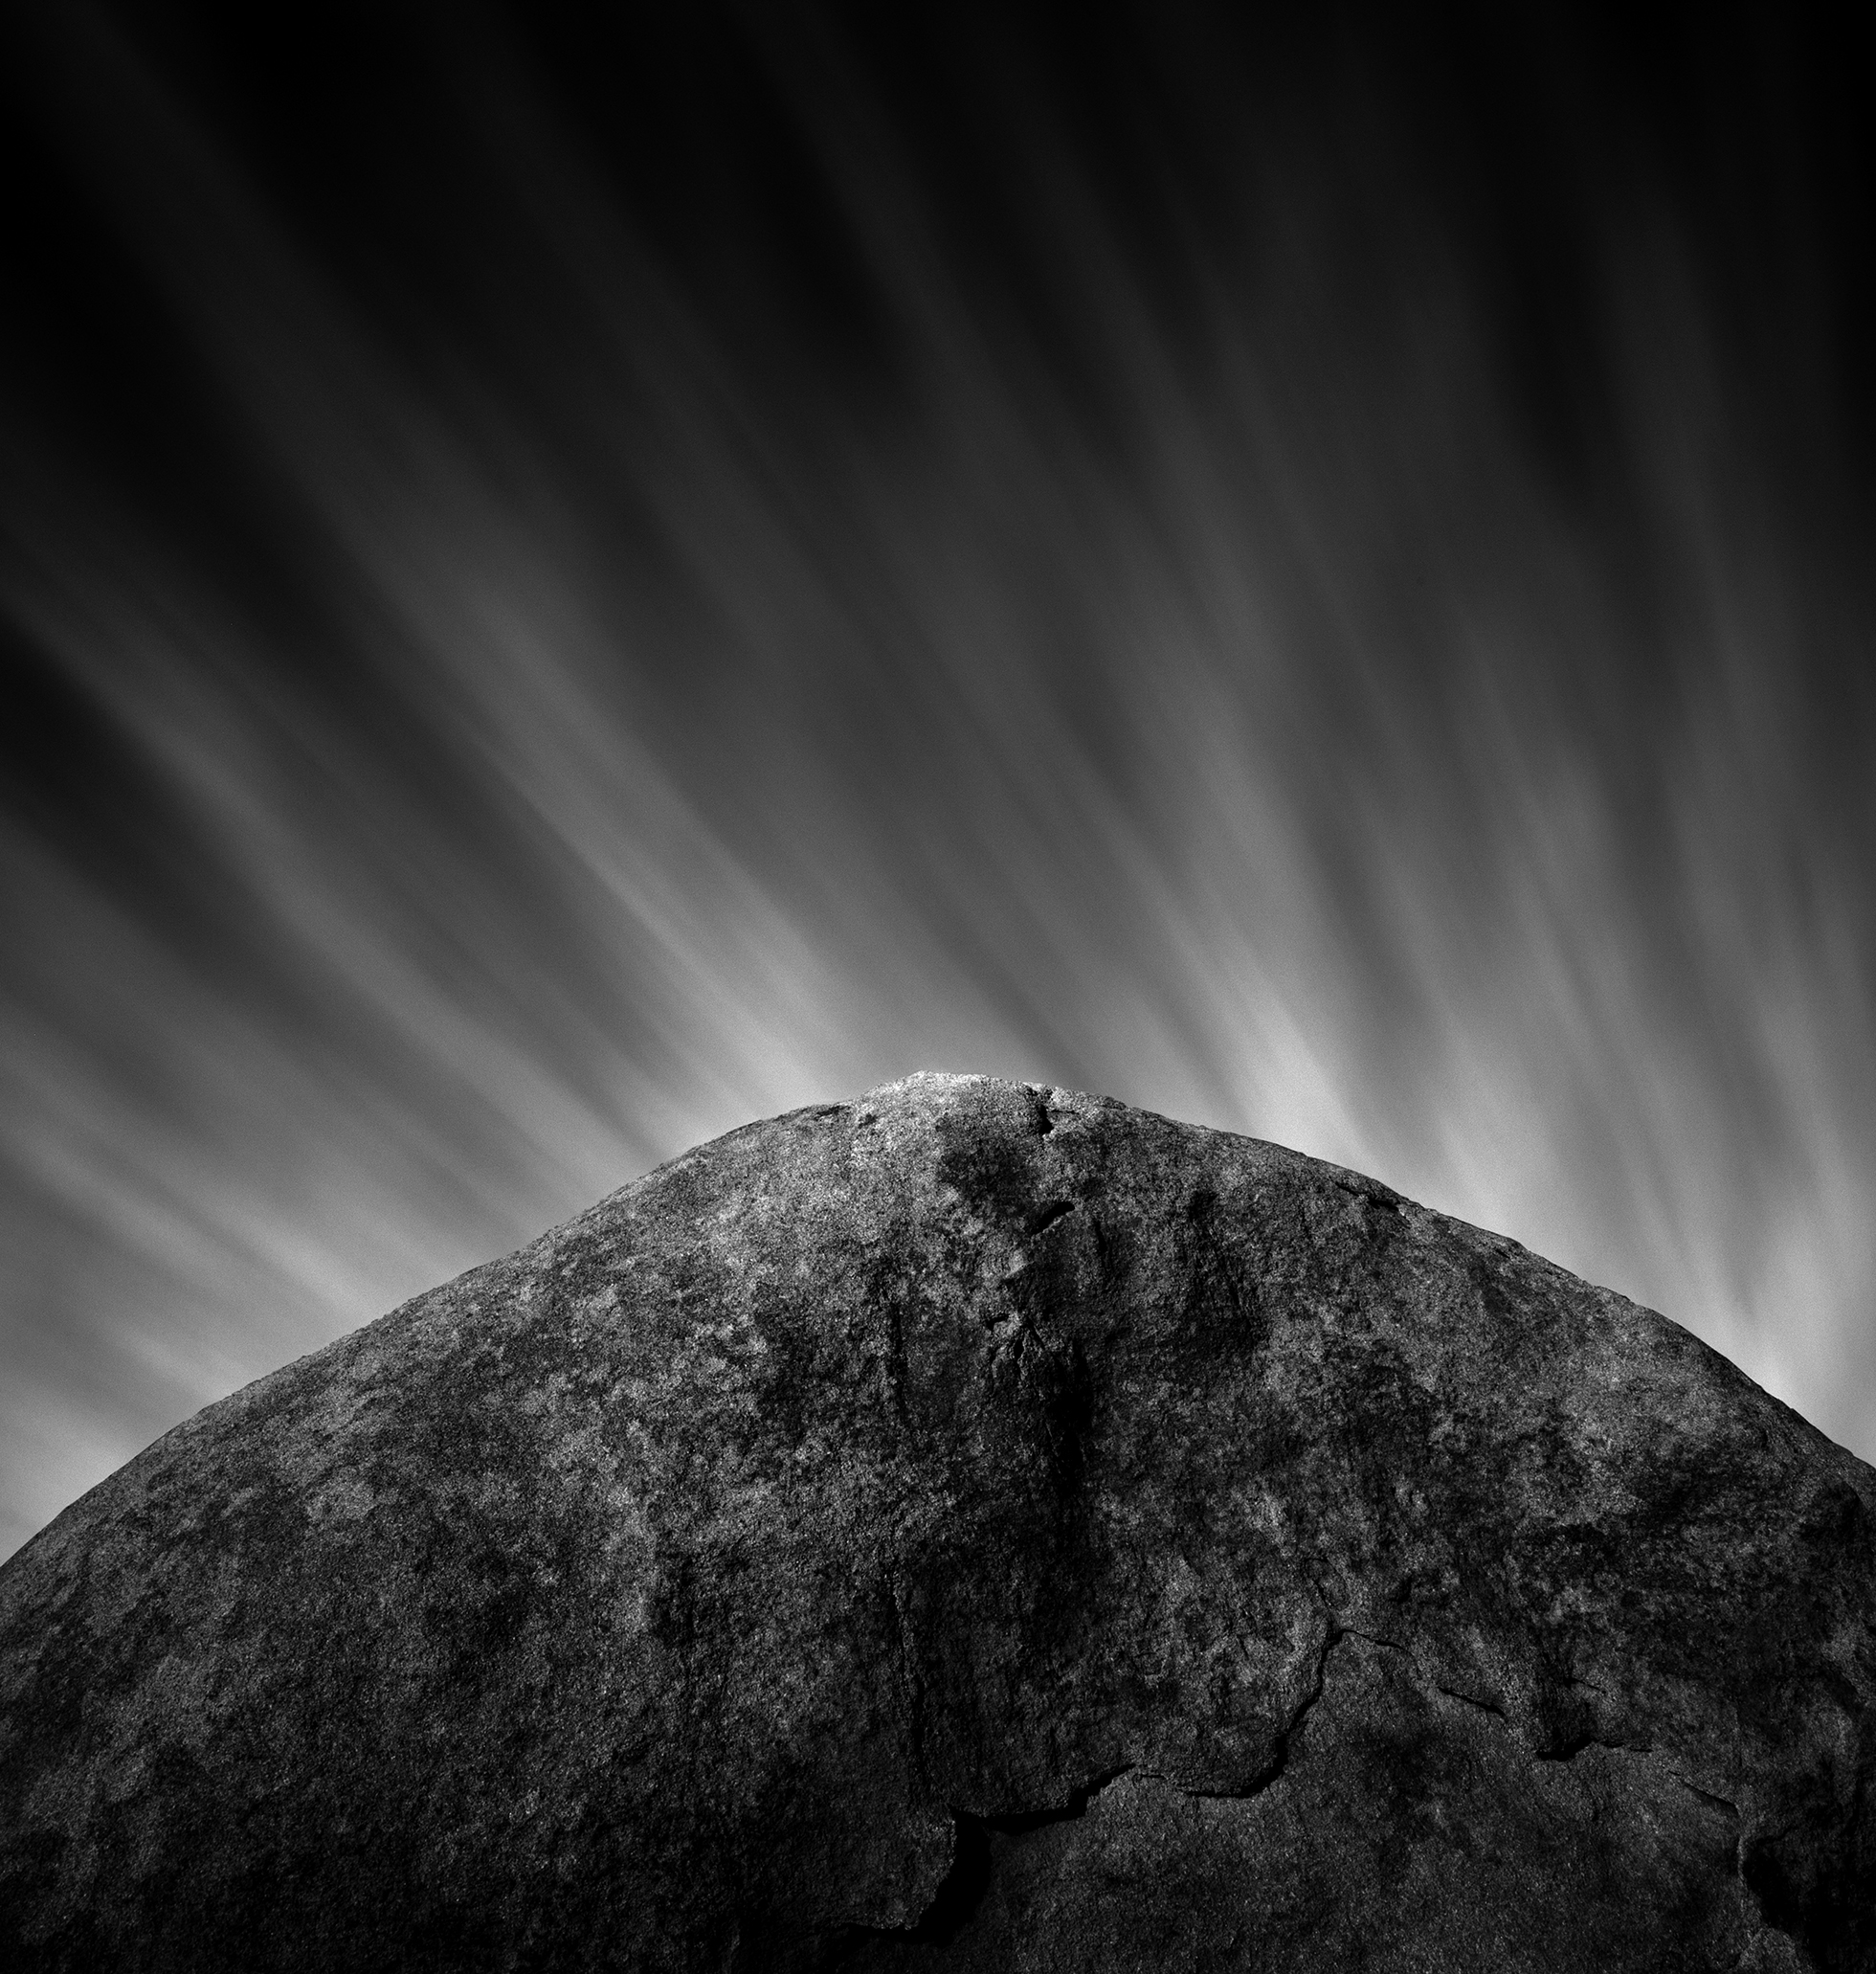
2 2 1872 1556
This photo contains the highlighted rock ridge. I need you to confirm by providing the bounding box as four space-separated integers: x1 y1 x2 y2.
3 1073 1872 1969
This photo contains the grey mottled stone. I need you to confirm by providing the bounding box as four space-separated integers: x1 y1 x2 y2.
2 1072 1872 1970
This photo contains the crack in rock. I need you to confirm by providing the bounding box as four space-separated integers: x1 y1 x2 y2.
839 1767 1138 1954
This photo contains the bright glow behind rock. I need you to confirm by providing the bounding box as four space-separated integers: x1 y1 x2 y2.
2 7 1871 1557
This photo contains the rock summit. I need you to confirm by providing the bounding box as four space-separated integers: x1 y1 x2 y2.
3 1073 1873 1969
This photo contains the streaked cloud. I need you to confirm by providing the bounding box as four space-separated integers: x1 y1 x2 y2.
3 5 1870 1557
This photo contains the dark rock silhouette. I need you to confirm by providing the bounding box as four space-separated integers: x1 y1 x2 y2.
3 1072 1873 1970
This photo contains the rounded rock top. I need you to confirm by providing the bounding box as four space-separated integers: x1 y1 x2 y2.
3 1075 1872 1971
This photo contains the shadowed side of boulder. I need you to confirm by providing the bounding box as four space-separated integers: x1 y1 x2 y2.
2 1072 1872 1971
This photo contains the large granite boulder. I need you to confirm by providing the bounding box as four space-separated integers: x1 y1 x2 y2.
3 1072 1873 1970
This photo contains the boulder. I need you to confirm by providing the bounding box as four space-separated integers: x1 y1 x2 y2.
2 1072 1872 1970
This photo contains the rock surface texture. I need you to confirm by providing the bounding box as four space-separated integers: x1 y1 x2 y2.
4 1072 1875 1971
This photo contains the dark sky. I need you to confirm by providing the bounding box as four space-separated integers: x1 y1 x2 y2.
3 1 1872 1559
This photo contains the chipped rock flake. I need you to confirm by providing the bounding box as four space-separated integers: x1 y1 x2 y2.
1 1071 1873 1971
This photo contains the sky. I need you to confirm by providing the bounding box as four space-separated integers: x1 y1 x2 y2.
2 2 1872 1561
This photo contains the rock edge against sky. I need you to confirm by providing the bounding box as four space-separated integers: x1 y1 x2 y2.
2 1072 1873 1970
